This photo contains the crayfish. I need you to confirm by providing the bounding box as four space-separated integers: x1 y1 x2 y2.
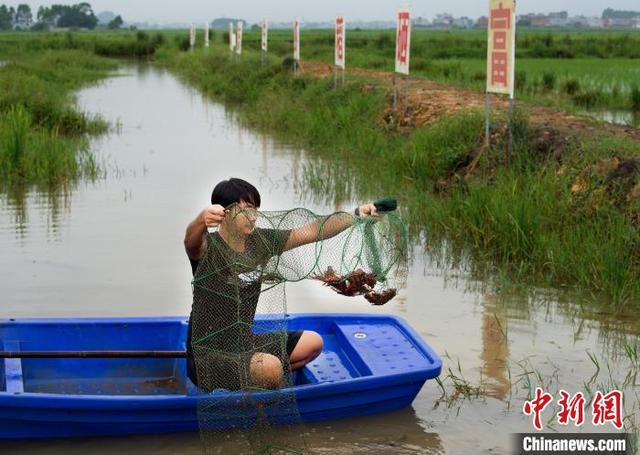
314 267 397 305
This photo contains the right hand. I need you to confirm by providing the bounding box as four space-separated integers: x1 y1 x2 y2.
201 204 226 228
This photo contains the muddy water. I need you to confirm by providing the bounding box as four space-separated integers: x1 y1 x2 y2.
1 65 638 455
585 109 640 129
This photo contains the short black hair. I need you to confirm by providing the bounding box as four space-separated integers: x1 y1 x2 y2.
211 178 261 208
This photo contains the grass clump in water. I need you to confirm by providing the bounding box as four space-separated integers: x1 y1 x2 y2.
0 106 99 185
0 43 115 187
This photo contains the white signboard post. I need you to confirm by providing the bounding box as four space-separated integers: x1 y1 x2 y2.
485 0 517 159
261 17 268 65
261 17 268 53
334 15 346 88
293 17 300 73
189 24 196 49
393 9 411 112
204 22 209 48
235 21 243 56
228 22 235 55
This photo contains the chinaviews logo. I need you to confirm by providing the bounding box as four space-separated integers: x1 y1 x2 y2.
523 387 624 431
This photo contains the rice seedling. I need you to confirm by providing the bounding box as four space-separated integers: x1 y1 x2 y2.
542 72 557 91
632 86 640 112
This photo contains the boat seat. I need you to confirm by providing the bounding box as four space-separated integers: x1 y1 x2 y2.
334 322 433 376
303 350 354 384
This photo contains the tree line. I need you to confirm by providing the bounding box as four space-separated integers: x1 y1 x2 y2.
0 3 123 31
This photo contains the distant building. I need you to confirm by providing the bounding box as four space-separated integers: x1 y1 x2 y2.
413 16 431 28
605 17 637 28
452 16 473 28
432 13 453 28
531 15 550 27
476 16 488 29
548 11 569 27
587 17 604 28
13 17 33 30
569 15 589 27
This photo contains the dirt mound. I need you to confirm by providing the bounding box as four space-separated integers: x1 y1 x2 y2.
299 60 640 142
571 157 640 220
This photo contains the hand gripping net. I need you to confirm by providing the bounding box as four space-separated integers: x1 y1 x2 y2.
190 200 408 454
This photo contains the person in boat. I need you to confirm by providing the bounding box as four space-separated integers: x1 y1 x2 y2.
184 177 378 391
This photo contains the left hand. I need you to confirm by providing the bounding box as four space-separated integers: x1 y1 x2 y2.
357 203 380 219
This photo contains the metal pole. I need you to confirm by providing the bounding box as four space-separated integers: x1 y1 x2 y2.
0 350 188 359
508 97 514 165
402 76 408 118
392 74 397 112
485 93 491 149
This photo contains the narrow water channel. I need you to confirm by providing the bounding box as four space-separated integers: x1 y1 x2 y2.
1 65 637 454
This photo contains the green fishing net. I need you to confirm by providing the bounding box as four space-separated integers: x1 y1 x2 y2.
190 200 408 454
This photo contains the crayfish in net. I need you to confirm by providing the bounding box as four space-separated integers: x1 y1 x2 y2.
313 267 397 305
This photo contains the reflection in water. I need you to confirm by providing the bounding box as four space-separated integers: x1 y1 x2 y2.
0 181 75 240
2 64 640 454
480 295 510 400
2 409 444 455
585 109 640 128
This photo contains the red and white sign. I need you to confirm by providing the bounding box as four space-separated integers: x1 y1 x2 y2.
395 9 411 75
335 15 345 69
235 21 243 55
261 17 268 52
293 17 300 61
486 0 516 97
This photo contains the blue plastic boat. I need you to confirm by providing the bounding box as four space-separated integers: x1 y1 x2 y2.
0 313 441 439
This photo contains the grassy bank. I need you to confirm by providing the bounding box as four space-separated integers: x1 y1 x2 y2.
158 45 640 305
231 28 640 116
0 30 169 188
0 42 118 188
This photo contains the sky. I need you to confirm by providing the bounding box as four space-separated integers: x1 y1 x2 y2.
18 1 640 25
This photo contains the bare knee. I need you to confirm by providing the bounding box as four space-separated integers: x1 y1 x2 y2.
306 331 323 360
290 331 323 369
250 353 283 389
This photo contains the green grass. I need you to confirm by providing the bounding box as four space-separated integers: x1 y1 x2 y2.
0 30 166 213
222 28 640 114
0 41 116 188
0 105 99 185
0 30 166 59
